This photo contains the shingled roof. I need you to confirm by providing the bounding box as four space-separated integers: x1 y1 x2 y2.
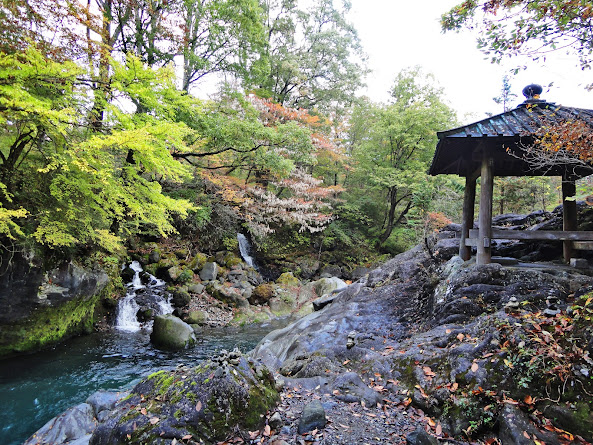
429 95 593 178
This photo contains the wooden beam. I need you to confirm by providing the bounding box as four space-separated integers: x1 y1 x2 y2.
469 229 593 241
477 155 494 265
574 242 593 250
459 176 476 260
562 178 577 263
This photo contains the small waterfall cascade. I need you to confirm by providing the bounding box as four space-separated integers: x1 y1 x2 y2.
115 261 173 332
237 233 258 270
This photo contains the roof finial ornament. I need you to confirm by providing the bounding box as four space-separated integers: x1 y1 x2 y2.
522 84 543 100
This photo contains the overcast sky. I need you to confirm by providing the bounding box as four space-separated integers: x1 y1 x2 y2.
348 0 593 123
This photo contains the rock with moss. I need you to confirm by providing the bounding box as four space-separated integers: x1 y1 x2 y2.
185 310 208 325
207 283 249 309
276 272 299 287
250 283 276 305
150 314 196 350
90 353 279 445
0 253 110 357
189 253 208 272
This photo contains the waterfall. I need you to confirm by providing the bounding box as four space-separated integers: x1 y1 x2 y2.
237 233 258 270
115 261 173 332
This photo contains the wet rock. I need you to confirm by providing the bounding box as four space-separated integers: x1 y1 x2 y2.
350 266 372 280
279 354 337 378
199 262 219 281
24 403 95 445
297 400 326 434
150 314 196 350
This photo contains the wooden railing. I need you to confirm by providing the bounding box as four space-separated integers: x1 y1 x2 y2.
466 229 593 250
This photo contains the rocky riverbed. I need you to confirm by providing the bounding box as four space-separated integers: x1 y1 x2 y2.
27 237 593 444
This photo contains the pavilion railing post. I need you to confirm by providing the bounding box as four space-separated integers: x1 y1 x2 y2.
477 156 494 265
459 176 476 261
562 176 577 263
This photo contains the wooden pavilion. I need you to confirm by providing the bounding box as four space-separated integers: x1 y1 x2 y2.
429 84 593 265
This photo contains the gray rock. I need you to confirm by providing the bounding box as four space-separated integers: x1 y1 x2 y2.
312 277 347 298
332 372 382 407
320 265 342 278
200 262 219 281
351 266 372 280
406 426 438 445
24 403 95 445
570 258 588 268
150 314 196 350
185 310 208 325
298 400 326 434
499 405 560 445
86 391 122 416
312 293 338 311
148 250 160 264
268 411 283 430
166 265 183 281
188 283 205 294
208 283 249 309
433 238 460 261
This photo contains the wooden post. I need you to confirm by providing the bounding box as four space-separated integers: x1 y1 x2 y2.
562 176 578 263
459 176 476 261
477 156 494 265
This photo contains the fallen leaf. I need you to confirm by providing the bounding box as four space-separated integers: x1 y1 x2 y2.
450 382 459 392
457 333 465 341
523 431 530 439
342 360 350 365
248 430 259 439
196 401 202 412
149 417 160 425
182 435 192 440
263 425 271 436
171 439 177 445
423 366 436 377
428 418 436 427
435 423 442 436
471 362 479 372
524 395 534 405
445 329 452 334
140 408 147 415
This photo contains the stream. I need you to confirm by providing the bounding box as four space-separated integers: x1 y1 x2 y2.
0 261 283 445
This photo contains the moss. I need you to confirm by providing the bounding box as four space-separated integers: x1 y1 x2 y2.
276 272 299 287
0 293 101 357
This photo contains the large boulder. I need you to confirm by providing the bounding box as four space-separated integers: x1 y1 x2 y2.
90 354 279 445
0 253 109 357
150 314 196 350
199 262 219 281
312 277 347 298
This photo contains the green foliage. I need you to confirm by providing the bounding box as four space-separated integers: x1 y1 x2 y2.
344 68 457 247
0 47 198 253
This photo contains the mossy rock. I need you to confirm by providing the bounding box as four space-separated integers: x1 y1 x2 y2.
189 253 208 272
250 283 275 305
150 314 196 350
276 272 299 287
91 356 279 444
185 310 208 325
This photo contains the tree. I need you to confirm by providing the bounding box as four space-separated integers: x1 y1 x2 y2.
0 47 198 252
346 68 456 246
441 0 593 70
258 0 367 114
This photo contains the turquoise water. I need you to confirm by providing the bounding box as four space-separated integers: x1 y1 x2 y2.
0 324 277 445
